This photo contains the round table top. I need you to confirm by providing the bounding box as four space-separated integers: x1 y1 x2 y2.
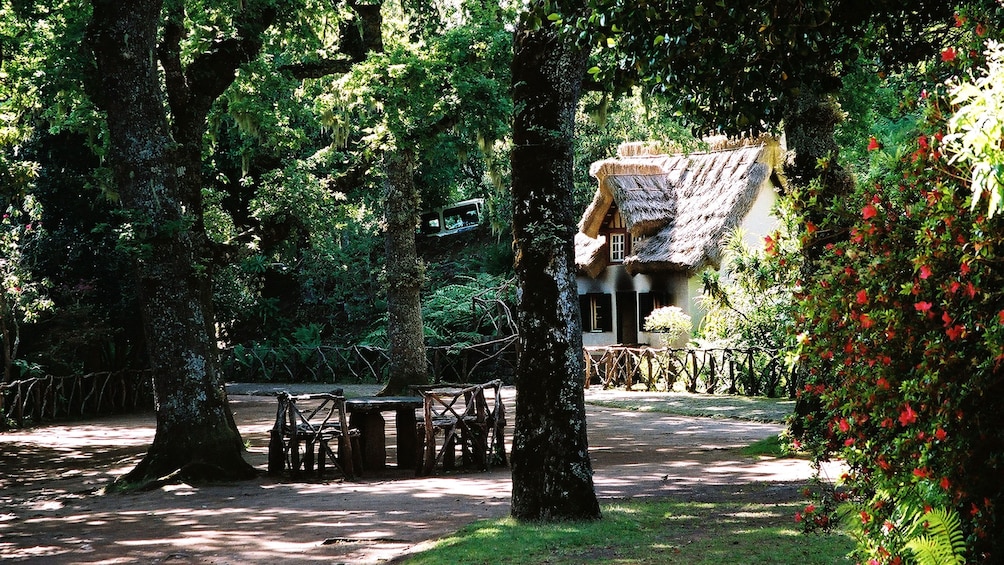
345 396 423 412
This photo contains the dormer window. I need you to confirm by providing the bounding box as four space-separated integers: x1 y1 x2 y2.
604 209 629 263
609 233 625 262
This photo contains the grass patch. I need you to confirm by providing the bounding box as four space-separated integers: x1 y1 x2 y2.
585 391 794 423
401 499 852 564
741 434 788 458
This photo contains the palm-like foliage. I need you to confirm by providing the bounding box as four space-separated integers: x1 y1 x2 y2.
905 508 967 565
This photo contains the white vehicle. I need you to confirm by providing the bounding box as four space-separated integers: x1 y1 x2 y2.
418 198 485 237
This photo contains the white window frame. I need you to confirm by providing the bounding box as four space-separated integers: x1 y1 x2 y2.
609 233 625 262
589 296 602 332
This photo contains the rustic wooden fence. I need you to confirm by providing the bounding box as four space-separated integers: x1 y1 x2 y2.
0 370 154 430
583 346 799 398
1 342 788 430
222 335 519 384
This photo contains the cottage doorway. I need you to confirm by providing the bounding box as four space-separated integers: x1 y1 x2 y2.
615 291 638 345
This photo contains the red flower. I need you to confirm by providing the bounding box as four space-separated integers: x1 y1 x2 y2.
977 22 987 37
838 418 851 433
913 467 931 479
941 476 951 490
915 301 933 312
806 221 818 235
919 265 932 279
961 261 971 276
998 310 1004 325
860 314 874 329
954 13 967 27
899 404 918 426
946 325 965 341
867 136 881 151
935 427 947 441
862 204 878 219
856 289 868 305
942 47 958 62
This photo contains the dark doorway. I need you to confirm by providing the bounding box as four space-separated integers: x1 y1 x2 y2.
616 291 638 345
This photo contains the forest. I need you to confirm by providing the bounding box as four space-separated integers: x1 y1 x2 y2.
3 0 1004 562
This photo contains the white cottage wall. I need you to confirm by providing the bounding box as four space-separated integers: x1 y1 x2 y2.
739 181 780 251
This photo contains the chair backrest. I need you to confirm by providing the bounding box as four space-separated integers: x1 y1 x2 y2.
273 390 349 440
417 380 502 425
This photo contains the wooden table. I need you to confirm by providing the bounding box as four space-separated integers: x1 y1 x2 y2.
345 396 424 471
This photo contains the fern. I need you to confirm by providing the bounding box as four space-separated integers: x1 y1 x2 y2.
905 508 966 565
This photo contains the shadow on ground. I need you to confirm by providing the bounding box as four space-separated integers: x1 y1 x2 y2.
0 386 829 564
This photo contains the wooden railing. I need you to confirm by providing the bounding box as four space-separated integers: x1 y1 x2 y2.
0 370 154 430
222 335 519 385
583 346 800 398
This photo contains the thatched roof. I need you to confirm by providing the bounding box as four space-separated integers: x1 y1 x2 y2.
574 232 607 278
576 135 785 276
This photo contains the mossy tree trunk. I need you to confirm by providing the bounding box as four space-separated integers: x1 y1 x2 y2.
86 0 267 484
509 19 601 521
380 149 429 395
783 90 856 243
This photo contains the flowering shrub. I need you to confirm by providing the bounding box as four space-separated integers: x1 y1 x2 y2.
790 33 1004 565
643 306 692 347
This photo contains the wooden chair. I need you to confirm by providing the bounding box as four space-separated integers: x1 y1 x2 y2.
267 390 360 479
416 380 506 476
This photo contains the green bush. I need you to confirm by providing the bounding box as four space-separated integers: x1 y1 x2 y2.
643 306 692 347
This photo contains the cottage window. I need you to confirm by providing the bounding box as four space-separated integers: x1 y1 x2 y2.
579 293 612 332
609 233 625 262
639 292 673 331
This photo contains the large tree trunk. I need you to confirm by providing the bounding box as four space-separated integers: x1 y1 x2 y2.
783 89 856 250
87 0 254 484
509 20 601 521
380 149 429 394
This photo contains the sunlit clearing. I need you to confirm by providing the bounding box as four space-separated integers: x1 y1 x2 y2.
604 504 640 515
162 484 196 495
729 511 779 519
470 526 503 538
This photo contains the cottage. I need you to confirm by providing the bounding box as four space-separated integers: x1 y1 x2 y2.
575 135 786 347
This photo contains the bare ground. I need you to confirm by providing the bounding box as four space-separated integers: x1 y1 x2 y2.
0 385 829 564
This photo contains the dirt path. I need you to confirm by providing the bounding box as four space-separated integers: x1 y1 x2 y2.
0 386 823 564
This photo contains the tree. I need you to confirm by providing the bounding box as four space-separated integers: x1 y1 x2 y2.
381 148 428 394
85 0 290 483
509 6 601 521
322 5 513 394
